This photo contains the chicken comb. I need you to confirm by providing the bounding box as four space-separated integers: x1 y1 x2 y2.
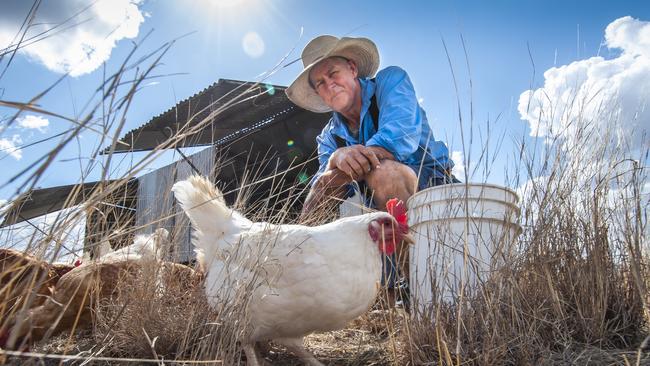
386 198 408 226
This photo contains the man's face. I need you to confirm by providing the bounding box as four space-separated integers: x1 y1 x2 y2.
309 57 360 114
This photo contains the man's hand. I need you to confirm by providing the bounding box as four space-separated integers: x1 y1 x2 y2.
328 145 392 180
301 145 395 224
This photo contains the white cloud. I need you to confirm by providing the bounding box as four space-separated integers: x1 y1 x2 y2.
242 31 265 58
607 181 650 212
450 150 466 178
0 134 23 160
518 16 650 150
605 16 650 57
17 114 49 132
0 0 145 77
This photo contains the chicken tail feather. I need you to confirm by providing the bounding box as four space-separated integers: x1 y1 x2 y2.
172 176 231 235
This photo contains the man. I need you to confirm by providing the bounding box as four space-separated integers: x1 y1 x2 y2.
286 35 455 307
286 35 455 220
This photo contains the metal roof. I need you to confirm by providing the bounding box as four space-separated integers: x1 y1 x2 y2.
104 79 306 153
1 180 138 228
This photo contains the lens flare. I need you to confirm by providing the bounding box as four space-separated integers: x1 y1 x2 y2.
297 172 309 184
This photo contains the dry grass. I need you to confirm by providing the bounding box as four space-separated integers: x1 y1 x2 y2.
92 262 214 361
400 76 649 364
0 18 648 366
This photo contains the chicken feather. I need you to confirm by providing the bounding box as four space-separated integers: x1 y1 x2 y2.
173 175 408 365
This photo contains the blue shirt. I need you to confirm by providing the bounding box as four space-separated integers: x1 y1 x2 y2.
313 66 453 186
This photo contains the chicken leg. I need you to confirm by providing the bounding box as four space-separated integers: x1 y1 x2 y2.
276 337 324 366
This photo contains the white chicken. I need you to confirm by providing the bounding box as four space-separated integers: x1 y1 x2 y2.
98 228 169 263
172 175 410 366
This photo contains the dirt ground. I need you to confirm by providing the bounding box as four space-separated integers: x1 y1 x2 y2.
2 309 409 366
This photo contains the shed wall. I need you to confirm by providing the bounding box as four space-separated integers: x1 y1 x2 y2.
135 147 214 263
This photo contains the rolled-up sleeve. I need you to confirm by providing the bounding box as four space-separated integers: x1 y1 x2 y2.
365 66 421 162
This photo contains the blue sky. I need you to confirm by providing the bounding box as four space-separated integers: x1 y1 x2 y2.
0 0 649 204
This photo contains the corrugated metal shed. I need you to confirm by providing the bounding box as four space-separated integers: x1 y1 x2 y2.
3 78 331 263
113 76 330 222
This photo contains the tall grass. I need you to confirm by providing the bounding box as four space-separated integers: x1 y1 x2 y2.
404 104 649 365
0 25 648 366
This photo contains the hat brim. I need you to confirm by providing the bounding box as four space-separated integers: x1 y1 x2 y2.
286 37 380 113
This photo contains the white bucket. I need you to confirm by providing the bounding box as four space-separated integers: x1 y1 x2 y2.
407 183 522 310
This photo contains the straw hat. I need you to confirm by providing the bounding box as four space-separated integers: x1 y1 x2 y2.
286 35 380 113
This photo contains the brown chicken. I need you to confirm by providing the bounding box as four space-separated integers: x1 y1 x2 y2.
0 249 71 316
1 260 200 349
0 228 200 349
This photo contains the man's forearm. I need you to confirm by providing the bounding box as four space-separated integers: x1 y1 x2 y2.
300 169 351 224
301 185 346 220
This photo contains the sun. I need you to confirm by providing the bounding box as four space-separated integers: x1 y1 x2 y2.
214 0 247 9
196 0 251 11
188 0 260 28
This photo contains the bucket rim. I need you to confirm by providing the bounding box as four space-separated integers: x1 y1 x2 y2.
407 182 520 206
408 197 522 215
